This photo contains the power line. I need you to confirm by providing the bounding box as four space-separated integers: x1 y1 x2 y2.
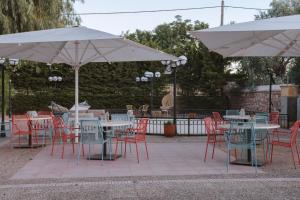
67 5 269 16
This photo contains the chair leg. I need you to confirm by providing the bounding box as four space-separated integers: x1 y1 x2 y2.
72 139 75 155
144 140 149 159
270 144 274 163
135 142 139 163
51 135 56 156
82 144 85 156
295 144 300 165
109 139 112 160
124 140 127 158
61 139 65 159
114 139 119 160
291 147 296 169
212 141 216 159
77 141 81 164
204 141 209 162
227 148 230 172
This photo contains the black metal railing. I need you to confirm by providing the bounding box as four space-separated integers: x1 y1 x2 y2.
133 113 290 136
104 108 290 135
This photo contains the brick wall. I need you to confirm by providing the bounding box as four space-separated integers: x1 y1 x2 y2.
228 85 281 112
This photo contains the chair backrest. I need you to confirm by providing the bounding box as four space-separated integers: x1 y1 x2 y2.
255 115 268 124
111 114 129 121
27 111 38 118
225 110 240 115
136 118 149 135
270 111 279 124
204 117 215 136
12 115 30 133
212 112 223 122
51 115 64 129
290 120 300 145
38 111 51 115
61 112 69 124
80 119 104 144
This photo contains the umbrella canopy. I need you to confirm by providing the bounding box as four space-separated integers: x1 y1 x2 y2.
189 14 300 57
0 26 178 129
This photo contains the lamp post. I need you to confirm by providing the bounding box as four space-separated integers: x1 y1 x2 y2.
136 71 161 115
144 71 161 113
48 75 63 101
0 58 5 137
0 58 18 137
161 55 187 133
8 59 19 119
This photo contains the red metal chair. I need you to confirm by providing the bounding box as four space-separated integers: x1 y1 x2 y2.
212 111 226 135
11 114 36 146
114 118 149 163
204 117 226 162
269 120 300 168
51 115 79 159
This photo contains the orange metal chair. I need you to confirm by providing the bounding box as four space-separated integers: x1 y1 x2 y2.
212 111 226 135
203 117 226 162
11 115 35 146
269 120 300 168
51 115 79 159
114 118 149 163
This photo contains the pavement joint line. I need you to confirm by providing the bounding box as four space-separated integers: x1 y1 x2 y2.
1 177 300 189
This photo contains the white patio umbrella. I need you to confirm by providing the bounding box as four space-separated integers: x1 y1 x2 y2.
0 26 177 129
190 14 300 113
189 14 300 57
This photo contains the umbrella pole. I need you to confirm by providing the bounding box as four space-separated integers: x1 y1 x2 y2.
75 67 79 142
74 41 79 143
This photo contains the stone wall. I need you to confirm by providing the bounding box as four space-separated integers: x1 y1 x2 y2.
228 85 281 112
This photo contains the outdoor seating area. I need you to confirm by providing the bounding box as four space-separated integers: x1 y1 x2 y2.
6 108 299 178
1 1 300 199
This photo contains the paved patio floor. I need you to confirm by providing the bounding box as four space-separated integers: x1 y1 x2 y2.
12 141 262 180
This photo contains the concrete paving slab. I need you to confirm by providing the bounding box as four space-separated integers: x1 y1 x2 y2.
11 142 263 179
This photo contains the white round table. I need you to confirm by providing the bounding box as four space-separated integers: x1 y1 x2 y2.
218 123 280 166
223 115 252 121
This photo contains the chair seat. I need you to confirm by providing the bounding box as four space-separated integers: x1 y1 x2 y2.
271 140 291 147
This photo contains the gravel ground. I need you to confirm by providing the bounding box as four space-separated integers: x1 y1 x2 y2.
0 135 299 200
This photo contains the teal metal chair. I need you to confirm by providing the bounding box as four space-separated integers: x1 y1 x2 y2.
226 121 257 173
77 119 112 162
225 110 240 115
255 115 269 161
110 113 134 154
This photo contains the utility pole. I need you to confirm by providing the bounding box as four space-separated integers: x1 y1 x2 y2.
221 0 224 26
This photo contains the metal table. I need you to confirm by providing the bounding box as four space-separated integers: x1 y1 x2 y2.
219 123 280 166
88 120 133 160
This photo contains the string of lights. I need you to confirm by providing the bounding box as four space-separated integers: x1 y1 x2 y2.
67 5 269 16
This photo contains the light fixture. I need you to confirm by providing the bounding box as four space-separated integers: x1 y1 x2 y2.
144 71 154 78
155 72 161 78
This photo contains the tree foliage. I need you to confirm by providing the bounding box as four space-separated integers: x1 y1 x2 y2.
237 0 300 86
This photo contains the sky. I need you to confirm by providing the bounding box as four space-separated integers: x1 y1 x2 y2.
74 0 272 35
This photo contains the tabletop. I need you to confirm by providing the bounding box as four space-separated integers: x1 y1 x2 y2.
101 120 133 127
219 123 280 130
16 116 52 121
223 115 252 120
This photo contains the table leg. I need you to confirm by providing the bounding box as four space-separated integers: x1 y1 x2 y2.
103 127 107 156
87 126 121 161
